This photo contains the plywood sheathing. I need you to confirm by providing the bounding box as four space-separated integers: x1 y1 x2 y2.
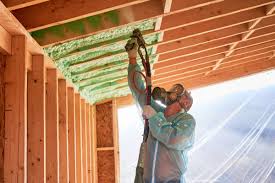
95 100 119 183
96 101 114 148
97 151 116 183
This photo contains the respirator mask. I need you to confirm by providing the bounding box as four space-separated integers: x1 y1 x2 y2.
152 84 186 106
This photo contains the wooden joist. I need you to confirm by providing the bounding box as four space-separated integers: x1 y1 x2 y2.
27 55 46 183
180 58 275 89
0 25 11 55
161 0 274 30
2 0 50 11
12 0 150 31
34 0 222 46
158 57 275 88
46 69 59 183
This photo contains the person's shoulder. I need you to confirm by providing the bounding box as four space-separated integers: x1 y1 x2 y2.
177 112 196 126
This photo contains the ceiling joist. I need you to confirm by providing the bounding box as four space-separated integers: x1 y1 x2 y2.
2 0 49 11
12 0 150 31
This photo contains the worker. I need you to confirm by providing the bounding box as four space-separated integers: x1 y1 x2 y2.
126 37 196 183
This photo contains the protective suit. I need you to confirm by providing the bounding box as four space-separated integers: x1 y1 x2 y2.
128 64 196 183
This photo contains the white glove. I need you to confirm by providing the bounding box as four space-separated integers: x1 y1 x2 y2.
143 105 157 119
126 38 138 58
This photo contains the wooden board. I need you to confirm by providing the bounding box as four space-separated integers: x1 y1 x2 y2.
75 94 83 183
96 101 114 148
97 150 115 183
58 79 68 183
81 99 87 183
67 87 76 183
2 0 50 11
86 104 92 183
0 54 5 182
46 69 59 183
4 35 27 183
27 55 46 183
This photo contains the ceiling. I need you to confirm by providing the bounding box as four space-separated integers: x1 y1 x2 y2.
3 0 275 103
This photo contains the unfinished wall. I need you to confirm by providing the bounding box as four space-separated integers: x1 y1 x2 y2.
0 54 5 182
95 100 119 183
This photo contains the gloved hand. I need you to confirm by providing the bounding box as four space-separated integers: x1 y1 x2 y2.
143 105 157 119
126 37 138 58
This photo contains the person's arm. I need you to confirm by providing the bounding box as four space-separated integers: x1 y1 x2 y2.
148 112 196 151
127 37 147 109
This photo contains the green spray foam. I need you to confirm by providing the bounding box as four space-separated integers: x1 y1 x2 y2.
72 56 156 83
69 47 154 74
55 32 160 67
76 58 157 93
85 86 130 104
45 19 156 60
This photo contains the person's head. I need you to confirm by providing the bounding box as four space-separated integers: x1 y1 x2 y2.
152 84 193 116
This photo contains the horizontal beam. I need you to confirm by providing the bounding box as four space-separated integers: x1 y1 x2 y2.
36 0 222 46
158 35 241 62
154 44 275 77
170 0 224 14
159 58 275 89
153 61 216 83
13 0 150 31
0 25 11 54
161 0 274 30
156 33 275 66
2 0 49 11
155 39 275 70
35 0 163 46
158 14 275 54
158 23 248 54
154 46 229 69
162 7 269 44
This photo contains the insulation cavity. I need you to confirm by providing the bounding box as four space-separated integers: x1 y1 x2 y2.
45 19 157 60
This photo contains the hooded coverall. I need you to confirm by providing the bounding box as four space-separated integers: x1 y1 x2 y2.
128 63 196 183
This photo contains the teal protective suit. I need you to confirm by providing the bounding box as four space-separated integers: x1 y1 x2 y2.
128 64 196 183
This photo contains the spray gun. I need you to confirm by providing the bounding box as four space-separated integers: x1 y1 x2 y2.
125 28 151 141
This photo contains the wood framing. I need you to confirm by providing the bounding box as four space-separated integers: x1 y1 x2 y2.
0 25 11 55
37 0 163 46
75 93 83 183
81 99 87 183
27 55 46 183
4 35 27 183
91 105 98 183
67 87 76 183
161 0 274 30
95 100 119 183
2 0 50 11
58 79 69 183
46 69 59 183
87 105 92 183
0 54 5 182
12 0 150 31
